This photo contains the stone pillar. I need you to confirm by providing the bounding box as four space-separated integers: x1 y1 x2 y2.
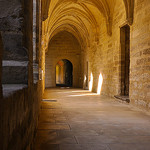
24 0 34 87
0 33 3 150
0 32 3 99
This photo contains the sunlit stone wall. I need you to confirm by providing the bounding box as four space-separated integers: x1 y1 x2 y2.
85 0 150 111
130 0 150 110
45 31 83 88
85 0 126 96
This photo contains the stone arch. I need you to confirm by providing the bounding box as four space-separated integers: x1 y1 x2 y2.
41 0 135 50
45 31 83 88
56 59 73 87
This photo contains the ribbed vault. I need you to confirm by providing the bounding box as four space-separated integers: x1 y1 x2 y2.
42 0 134 51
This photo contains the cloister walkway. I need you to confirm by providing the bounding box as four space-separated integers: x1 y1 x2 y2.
34 88 150 150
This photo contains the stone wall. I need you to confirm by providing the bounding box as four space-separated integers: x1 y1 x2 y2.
1 84 41 150
85 0 126 96
0 0 28 84
45 31 83 88
0 1 43 150
130 0 150 110
84 0 150 111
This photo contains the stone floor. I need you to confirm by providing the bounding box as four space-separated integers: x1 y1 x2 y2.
34 88 150 150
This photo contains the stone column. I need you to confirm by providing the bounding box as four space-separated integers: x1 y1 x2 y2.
0 32 3 99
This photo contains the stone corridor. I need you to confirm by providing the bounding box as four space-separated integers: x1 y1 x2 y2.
34 88 150 150
1 1 150 150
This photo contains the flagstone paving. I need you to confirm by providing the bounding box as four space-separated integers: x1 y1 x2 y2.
34 88 150 150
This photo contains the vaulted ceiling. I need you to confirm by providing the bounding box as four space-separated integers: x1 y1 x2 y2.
41 0 134 51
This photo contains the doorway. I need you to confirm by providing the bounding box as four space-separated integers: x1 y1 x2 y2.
120 25 130 96
56 59 73 87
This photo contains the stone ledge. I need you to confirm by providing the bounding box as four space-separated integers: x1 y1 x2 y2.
2 84 27 98
114 95 130 103
2 60 28 66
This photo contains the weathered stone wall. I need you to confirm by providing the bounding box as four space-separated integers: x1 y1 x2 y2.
85 0 126 96
130 0 150 110
1 84 41 150
45 31 83 88
0 1 43 150
0 0 28 84
84 0 150 111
